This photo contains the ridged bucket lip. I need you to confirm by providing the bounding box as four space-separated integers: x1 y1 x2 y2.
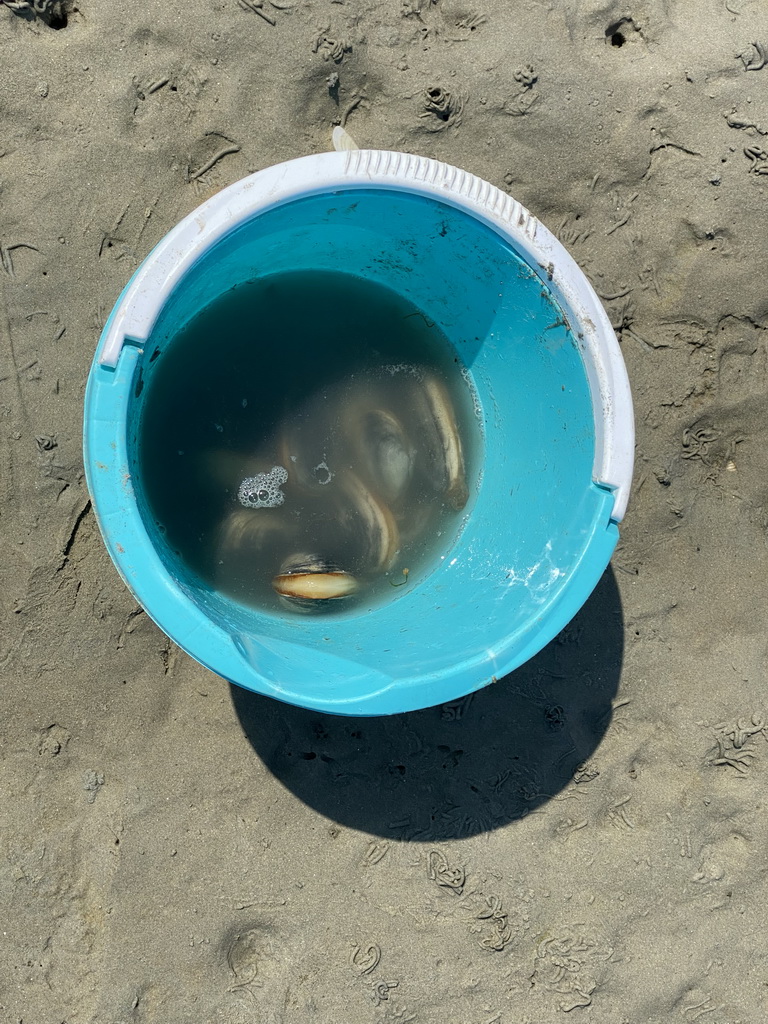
95 150 634 521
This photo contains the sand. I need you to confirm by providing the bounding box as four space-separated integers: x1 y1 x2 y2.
2 0 768 1020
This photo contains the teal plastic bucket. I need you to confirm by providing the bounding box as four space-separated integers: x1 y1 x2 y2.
83 151 633 716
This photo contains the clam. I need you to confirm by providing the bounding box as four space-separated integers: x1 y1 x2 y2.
349 406 414 505
272 553 359 612
214 507 294 592
410 371 468 510
215 507 288 556
337 470 400 571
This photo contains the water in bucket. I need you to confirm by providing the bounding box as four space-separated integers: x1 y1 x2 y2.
138 269 482 616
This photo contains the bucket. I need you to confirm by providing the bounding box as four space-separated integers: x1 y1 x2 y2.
83 150 634 716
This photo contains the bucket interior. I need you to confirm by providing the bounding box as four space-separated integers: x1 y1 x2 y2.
122 188 615 702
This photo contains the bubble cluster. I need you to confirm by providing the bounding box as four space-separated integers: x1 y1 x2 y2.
461 366 485 429
383 363 422 379
238 465 288 509
313 461 333 485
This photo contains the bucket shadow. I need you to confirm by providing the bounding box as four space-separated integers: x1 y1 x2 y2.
230 567 624 840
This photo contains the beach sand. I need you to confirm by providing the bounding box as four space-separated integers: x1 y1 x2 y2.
2 0 768 1020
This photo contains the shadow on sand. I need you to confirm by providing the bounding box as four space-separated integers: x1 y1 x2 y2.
230 567 624 840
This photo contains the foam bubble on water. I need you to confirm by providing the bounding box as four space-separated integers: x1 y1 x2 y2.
460 366 484 429
383 363 422 379
238 465 288 508
313 461 334 485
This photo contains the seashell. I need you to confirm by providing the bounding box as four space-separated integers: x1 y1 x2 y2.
273 571 358 601
215 507 293 570
272 553 358 612
214 507 294 595
332 125 359 152
350 407 414 504
411 371 468 510
337 470 400 571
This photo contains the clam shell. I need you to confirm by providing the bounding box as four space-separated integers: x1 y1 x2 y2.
349 406 414 504
214 507 294 594
332 125 359 152
272 553 359 611
337 470 400 571
216 508 289 558
272 571 359 601
410 371 468 510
